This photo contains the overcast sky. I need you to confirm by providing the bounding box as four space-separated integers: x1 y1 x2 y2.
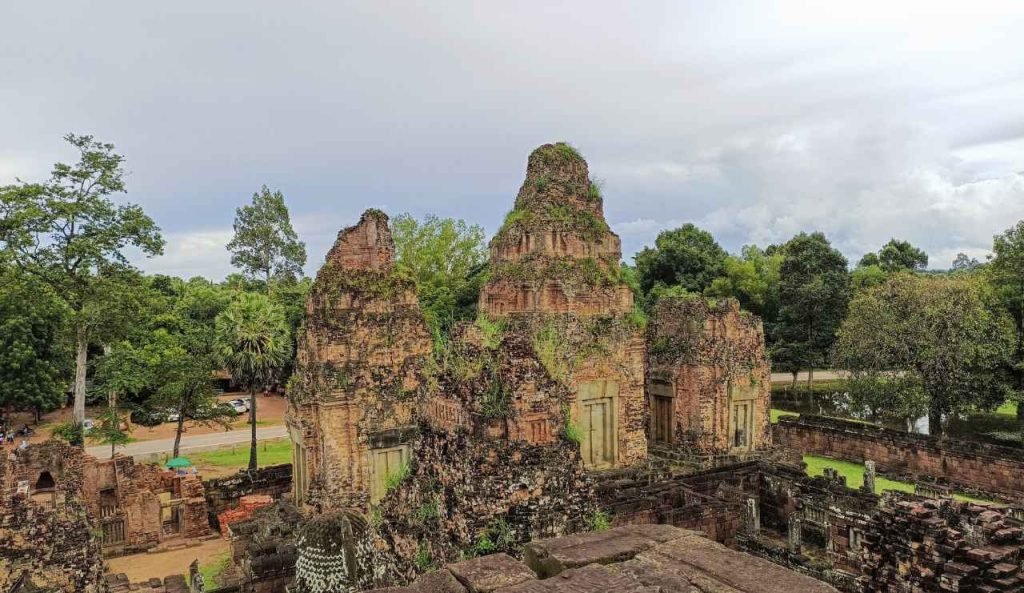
3 1 1023 279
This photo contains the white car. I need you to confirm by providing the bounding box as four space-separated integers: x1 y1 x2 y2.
228 399 250 414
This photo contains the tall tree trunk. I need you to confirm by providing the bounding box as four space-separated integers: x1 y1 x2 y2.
248 387 258 471
173 402 187 458
928 399 944 437
74 325 88 433
790 372 798 392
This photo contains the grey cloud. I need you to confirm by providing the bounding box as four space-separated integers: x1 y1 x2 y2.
2 1 1023 278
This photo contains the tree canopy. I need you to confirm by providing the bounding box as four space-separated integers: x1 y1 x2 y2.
391 213 487 334
227 185 307 291
772 232 850 384
0 134 164 429
215 292 291 470
634 223 727 296
833 273 1014 435
858 238 928 273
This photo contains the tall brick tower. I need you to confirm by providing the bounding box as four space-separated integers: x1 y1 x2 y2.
286 209 432 510
479 143 647 468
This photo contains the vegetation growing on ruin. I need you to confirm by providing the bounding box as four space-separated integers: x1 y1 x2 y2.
496 201 610 242
534 324 572 382
468 517 516 557
385 461 411 493
589 510 611 532
414 540 433 570
475 315 506 350
489 256 621 295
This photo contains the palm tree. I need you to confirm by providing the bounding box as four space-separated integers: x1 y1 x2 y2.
214 292 291 471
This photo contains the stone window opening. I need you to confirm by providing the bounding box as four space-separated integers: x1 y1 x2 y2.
33 471 56 492
100 488 119 518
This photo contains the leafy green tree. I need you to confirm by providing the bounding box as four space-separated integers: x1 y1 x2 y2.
833 274 1014 436
704 245 782 324
859 238 928 273
773 232 850 389
989 221 1024 423
227 186 307 292
851 264 887 292
391 213 487 334
635 223 727 296
0 135 164 430
0 268 69 421
214 293 291 470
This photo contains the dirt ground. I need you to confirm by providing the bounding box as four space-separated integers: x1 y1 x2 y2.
0 391 288 447
105 537 229 582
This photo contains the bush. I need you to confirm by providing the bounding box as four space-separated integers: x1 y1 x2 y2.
51 421 83 446
589 510 611 532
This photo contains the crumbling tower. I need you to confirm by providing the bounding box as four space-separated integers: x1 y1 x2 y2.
286 209 432 509
478 143 647 468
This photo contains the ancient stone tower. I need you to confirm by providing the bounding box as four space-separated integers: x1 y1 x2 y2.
646 297 771 455
286 209 432 509
478 142 647 468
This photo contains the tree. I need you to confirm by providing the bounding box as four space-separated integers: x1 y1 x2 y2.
635 224 728 296
772 232 850 389
850 264 887 292
860 238 928 273
391 213 487 334
0 134 164 431
0 268 69 421
704 245 782 326
951 252 981 272
227 186 307 293
833 274 1014 436
989 221 1024 423
214 293 291 471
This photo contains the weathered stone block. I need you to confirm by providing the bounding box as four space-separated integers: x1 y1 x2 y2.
447 554 536 593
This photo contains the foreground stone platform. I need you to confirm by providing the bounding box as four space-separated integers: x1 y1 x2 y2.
364 525 837 593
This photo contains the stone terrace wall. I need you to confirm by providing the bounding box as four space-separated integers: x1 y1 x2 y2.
591 465 745 545
775 415 1024 500
204 464 292 528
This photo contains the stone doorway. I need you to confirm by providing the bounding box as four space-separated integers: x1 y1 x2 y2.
648 379 674 445
578 380 618 469
369 445 409 503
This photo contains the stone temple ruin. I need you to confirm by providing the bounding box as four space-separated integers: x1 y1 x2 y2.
8 143 1024 593
280 143 779 590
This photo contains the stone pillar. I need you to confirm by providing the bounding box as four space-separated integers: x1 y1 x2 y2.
744 497 761 536
863 460 876 494
788 515 802 554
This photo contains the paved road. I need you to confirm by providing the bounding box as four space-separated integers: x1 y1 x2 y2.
86 425 289 459
770 370 846 383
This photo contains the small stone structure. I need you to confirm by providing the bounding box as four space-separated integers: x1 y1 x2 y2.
647 297 771 456
363 524 839 592
2 441 208 558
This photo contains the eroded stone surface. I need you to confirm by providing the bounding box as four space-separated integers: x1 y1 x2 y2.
447 553 536 592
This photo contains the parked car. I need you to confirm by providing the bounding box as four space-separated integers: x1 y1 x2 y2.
130 406 178 427
228 399 250 414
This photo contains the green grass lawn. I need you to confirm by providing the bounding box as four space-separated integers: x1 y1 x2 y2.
803 454 991 503
198 551 231 587
996 401 1018 417
771 408 799 424
190 438 292 469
